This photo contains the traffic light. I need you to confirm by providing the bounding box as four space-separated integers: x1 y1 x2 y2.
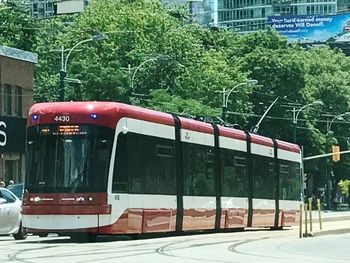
332 145 340 161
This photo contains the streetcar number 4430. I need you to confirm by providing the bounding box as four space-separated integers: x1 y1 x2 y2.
54 115 70 122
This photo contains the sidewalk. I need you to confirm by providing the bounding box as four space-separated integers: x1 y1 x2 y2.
303 210 350 237
314 209 350 222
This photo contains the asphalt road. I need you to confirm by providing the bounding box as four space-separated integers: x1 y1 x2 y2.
1 225 350 263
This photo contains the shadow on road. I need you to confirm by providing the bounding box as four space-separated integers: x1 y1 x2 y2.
15 227 295 244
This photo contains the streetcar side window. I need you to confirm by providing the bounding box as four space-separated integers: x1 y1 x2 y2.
156 145 176 194
252 155 275 199
221 149 248 197
279 161 301 200
112 134 128 193
112 133 176 194
131 134 156 193
183 143 215 196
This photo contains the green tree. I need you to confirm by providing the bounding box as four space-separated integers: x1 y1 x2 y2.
238 30 307 140
32 17 73 101
5 0 350 189
0 2 38 50
339 179 350 197
35 0 252 119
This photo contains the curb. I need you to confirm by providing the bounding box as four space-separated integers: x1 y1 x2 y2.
312 215 350 222
299 214 350 237
313 228 350 237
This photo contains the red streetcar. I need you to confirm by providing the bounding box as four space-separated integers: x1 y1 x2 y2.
22 101 302 241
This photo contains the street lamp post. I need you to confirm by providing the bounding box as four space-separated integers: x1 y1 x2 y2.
130 54 184 92
292 100 323 143
220 79 258 122
130 57 159 92
327 112 350 134
59 33 107 101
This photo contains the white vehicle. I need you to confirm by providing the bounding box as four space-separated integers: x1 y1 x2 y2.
0 187 27 240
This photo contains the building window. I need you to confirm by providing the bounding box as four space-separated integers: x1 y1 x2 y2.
2 84 12 116
14 86 22 116
5 160 18 184
1 85 23 116
33 3 38 13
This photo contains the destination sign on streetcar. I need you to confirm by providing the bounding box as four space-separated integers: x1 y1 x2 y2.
38 125 88 136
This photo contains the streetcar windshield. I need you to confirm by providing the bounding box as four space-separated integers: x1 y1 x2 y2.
26 124 114 193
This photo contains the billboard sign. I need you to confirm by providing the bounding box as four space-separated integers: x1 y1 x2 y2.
55 0 85 15
267 13 350 43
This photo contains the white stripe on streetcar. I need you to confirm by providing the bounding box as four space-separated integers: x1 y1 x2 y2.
180 129 214 146
251 143 274 158
219 136 246 152
278 148 302 163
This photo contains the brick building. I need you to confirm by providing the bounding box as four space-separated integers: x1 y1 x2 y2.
0 45 37 185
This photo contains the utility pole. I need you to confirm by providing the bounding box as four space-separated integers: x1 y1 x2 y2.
59 46 66 101
219 80 258 123
293 107 297 143
221 87 226 121
56 33 107 101
292 100 323 144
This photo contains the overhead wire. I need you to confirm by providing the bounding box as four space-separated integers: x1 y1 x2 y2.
2 4 347 122
130 94 350 131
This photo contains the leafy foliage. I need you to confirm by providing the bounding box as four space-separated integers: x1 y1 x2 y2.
0 1 38 50
338 179 350 197
3 0 350 188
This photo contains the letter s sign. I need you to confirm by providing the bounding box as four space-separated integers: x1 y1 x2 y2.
0 121 7 147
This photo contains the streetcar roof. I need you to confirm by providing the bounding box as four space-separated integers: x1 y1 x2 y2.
275 139 301 153
250 133 274 147
28 101 300 153
28 101 174 128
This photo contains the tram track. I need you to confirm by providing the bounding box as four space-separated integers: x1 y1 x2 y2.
155 238 242 263
3 236 182 263
154 230 296 262
2 229 296 263
4 236 239 263
8 245 57 263
8 242 156 263
226 237 287 259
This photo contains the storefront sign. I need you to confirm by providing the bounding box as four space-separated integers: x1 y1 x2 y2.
0 116 26 153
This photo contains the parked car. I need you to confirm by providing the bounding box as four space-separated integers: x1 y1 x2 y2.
6 183 24 200
0 187 27 240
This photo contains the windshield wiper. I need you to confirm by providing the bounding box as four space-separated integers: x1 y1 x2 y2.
68 153 89 192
